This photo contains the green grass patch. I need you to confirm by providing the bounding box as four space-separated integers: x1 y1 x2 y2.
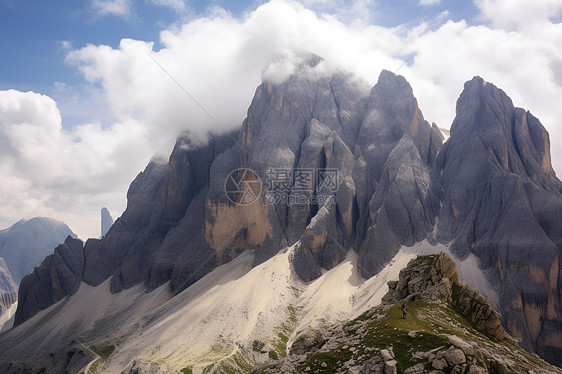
298 347 354 374
361 301 449 372
180 367 193 374
288 305 298 324
90 344 115 360
270 304 299 358
87 344 115 373
89 358 102 373
202 348 254 374
303 299 456 373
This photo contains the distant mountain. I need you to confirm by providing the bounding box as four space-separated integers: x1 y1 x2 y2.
0 217 76 284
0 258 17 332
3 60 562 371
0 217 75 331
0 257 16 295
101 207 114 237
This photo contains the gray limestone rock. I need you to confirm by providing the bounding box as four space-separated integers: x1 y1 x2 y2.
432 358 448 370
356 71 442 278
14 236 84 326
0 257 17 327
384 359 397 374
0 257 16 295
126 360 169 374
445 348 466 366
404 363 425 374
448 335 474 357
435 77 562 365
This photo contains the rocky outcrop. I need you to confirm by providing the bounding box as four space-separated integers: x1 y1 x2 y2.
451 283 505 341
0 257 16 295
126 360 169 374
384 253 460 304
254 253 561 374
0 257 17 323
14 236 84 325
384 253 506 340
100 207 114 237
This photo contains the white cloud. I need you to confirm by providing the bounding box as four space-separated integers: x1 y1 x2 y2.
149 0 186 13
419 0 441 6
57 40 73 52
0 90 152 239
91 0 133 18
2 0 562 239
475 0 562 30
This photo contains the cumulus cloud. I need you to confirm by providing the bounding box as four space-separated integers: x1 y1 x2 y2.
419 0 441 6
91 0 133 18
149 0 186 13
475 0 562 30
0 90 151 238
66 1 402 153
2 0 562 239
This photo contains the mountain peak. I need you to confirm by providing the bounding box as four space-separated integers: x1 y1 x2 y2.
447 75 560 192
464 75 485 87
261 51 325 84
374 69 413 96
0 217 76 284
457 75 513 113
101 207 114 237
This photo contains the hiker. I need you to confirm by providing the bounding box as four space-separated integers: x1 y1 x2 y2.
401 303 408 319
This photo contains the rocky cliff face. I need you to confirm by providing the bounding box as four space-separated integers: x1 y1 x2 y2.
12 62 562 366
435 77 562 364
0 257 16 295
0 257 17 322
14 236 84 325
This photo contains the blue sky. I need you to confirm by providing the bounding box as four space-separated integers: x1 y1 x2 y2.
0 0 561 239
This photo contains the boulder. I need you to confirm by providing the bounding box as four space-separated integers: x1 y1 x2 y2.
448 335 475 356
445 348 466 366
384 359 397 374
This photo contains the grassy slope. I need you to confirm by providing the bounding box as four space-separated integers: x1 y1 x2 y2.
296 297 560 374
